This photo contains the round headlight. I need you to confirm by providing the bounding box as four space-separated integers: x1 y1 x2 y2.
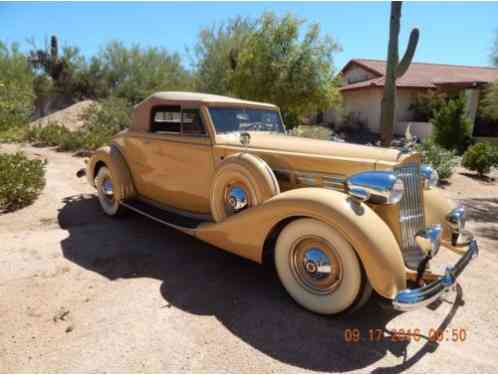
388 178 404 204
420 164 439 189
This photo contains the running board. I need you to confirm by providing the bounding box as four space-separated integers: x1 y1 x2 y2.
121 199 206 231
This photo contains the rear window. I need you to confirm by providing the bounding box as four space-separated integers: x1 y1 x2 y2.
151 106 181 133
150 106 206 135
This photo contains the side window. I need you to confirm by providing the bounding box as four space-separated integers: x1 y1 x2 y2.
151 106 181 133
182 109 206 136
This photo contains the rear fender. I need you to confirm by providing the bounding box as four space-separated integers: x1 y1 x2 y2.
195 187 406 299
86 144 136 201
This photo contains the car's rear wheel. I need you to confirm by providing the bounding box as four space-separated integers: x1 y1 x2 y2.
274 218 364 315
95 166 124 217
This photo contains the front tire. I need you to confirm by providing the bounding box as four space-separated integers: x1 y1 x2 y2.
95 166 124 217
274 218 363 315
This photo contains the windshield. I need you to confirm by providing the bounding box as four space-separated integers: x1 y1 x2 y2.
208 107 285 134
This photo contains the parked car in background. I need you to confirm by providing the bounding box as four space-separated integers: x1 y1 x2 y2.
78 92 478 315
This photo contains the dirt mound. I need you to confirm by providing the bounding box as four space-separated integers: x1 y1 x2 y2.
30 100 97 131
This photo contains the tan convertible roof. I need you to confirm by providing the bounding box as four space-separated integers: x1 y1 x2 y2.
140 92 278 109
130 92 279 132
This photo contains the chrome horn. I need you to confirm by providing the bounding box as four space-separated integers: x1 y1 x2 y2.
346 171 404 205
415 224 442 257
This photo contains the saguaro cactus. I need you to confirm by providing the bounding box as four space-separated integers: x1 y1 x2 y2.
28 35 65 82
380 2 419 146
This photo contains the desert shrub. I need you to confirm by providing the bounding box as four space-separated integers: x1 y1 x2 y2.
81 97 131 134
416 138 459 180
25 121 71 146
0 126 29 143
481 79 498 120
0 42 35 141
462 142 498 177
431 95 472 154
97 41 193 104
25 98 131 152
76 97 132 149
0 151 46 211
288 125 332 140
409 90 447 122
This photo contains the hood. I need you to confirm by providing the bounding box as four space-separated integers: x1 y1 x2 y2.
215 132 416 168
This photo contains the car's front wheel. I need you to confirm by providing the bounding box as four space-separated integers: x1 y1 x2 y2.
275 218 366 315
95 166 124 217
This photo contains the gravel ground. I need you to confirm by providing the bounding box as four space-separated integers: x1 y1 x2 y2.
1 143 497 373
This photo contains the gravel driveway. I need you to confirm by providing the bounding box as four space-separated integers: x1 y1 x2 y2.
1 144 497 373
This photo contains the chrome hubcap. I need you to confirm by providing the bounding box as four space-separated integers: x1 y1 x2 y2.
224 185 248 212
102 178 113 196
303 248 332 279
100 176 115 206
289 237 343 295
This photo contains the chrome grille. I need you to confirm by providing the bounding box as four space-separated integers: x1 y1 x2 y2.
395 163 425 269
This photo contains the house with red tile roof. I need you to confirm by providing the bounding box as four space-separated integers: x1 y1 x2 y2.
324 58 498 139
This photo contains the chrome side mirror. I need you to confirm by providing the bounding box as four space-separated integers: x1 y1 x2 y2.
415 224 442 257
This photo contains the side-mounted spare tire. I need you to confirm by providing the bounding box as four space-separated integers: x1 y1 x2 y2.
210 153 280 222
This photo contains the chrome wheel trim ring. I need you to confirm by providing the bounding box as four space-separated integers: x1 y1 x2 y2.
289 236 343 295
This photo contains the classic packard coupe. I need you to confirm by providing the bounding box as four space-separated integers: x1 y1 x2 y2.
78 92 478 315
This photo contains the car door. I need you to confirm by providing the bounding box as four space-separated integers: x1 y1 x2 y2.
135 105 215 215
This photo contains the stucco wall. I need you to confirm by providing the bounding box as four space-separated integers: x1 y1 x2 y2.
325 87 426 133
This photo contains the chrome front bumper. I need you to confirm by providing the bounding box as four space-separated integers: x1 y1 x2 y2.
393 239 479 311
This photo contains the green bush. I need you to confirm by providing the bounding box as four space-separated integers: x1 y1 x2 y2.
0 125 28 143
409 90 447 122
416 138 459 180
481 79 498 120
25 121 71 146
25 97 132 152
81 97 131 134
0 151 46 211
0 42 34 132
431 95 472 154
462 143 498 177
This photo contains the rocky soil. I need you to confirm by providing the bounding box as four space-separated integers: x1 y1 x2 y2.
0 143 497 372
29 100 96 131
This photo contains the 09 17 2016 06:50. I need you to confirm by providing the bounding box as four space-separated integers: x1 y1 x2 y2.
344 328 467 343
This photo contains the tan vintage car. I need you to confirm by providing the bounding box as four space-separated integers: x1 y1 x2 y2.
78 91 478 315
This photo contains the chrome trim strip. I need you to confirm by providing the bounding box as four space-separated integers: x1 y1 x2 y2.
273 168 346 191
393 239 478 311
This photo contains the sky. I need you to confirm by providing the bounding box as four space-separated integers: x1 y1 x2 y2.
1 1 497 72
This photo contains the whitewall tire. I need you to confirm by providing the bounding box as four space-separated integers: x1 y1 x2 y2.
275 218 363 315
95 166 123 217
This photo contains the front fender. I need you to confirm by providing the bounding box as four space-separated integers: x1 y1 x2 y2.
86 144 136 201
424 187 457 243
195 188 406 299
